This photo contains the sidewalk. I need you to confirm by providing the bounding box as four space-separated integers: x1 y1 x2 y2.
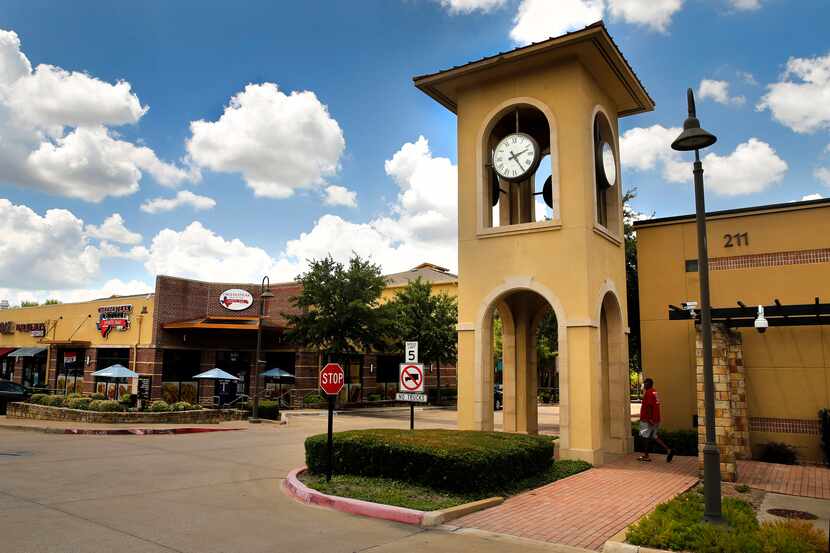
454 453 699 551
738 460 830 499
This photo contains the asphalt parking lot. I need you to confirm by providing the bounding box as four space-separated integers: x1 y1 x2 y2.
0 408 582 553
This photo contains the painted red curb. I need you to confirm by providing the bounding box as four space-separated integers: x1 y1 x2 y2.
61 427 246 435
283 466 424 526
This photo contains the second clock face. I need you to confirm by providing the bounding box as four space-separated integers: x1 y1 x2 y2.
493 133 540 182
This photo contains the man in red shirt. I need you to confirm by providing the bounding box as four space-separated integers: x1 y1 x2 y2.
639 378 674 462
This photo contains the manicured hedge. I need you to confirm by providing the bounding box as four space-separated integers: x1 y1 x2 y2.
632 424 698 456
305 429 554 493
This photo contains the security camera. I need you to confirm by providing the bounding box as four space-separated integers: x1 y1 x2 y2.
681 301 698 311
754 305 768 334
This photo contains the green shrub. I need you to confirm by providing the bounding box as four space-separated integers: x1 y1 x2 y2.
256 400 280 420
65 397 92 410
120 393 133 403
735 484 751 493
632 424 698 456
90 393 106 400
66 393 83 400
303 393 323 405
367 393 382 402
88 400 123 412
758 520 826 553
170 401 201 411
149 400 171 412
29 393 49 405
627 490 825 553
42 395 65 407
304 429 554 493
759 442 798 465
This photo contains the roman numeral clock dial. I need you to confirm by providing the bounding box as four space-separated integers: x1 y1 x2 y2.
492 132 541 183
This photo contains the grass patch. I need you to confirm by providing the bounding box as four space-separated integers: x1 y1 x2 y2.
300 459 591 511
627 489 826 553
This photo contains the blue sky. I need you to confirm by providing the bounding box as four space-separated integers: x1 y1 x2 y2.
0 0 828 303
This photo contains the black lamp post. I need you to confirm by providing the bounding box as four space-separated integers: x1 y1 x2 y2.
671 88 722 522
250 275 273 423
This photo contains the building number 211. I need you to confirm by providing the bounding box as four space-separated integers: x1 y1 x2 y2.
723 232 749 248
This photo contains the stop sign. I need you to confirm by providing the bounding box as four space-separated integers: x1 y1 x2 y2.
319 363 345 396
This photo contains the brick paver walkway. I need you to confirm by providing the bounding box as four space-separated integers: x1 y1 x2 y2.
737 460 830 499
454 453 698 551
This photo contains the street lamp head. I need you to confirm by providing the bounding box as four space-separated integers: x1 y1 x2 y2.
261 275 274 299
671 88 717 152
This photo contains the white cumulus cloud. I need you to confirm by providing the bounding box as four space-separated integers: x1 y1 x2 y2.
0 29 190 202
620 126 787 196
142 136 459 284
815 167 830 187
140 190 217 214
800 193 823 201
186 83 345 199
85 213 142 245
509 0 683 44
758 51 830 134
0 199 101 290
322 185 357 208
607 0 683 33
698 79 746 106
437 0 506 13
729 0 761 10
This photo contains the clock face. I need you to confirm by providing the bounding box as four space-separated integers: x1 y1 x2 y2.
492 133 540 182
600 141 617 187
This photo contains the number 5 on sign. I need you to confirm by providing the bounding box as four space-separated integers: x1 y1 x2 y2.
405 341 418 363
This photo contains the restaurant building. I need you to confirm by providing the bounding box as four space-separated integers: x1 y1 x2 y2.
635 197 830 464
0 263 457 406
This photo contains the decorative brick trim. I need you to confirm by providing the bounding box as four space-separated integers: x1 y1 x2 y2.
710 248 830 271
749 417 820 435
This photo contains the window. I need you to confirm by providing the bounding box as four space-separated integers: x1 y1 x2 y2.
161 350 201 403
685 259 699 273
57 349 86 395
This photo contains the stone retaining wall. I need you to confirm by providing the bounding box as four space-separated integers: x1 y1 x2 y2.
7 402 248 424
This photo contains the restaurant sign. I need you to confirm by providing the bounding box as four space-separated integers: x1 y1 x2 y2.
219 289 254 311
97 305 132 338
16 322 46 337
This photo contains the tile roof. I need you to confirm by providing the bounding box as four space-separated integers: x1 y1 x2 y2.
384 263 458 287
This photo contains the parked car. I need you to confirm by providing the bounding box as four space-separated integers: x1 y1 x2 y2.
494 384 503 411
0 379 29 415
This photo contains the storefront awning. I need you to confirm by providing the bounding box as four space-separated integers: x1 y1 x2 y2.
9 347 47 357
161 316 273 331
0 347 16 358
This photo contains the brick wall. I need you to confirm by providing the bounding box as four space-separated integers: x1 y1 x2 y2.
696 324 749 482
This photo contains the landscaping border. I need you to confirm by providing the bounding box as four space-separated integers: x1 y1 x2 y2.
7 402 248 424
283 466 503 527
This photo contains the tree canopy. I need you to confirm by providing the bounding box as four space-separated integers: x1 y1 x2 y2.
283 255 391 359
387 277 457 367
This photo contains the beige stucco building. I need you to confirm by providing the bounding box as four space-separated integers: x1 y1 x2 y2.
415 23 653 464
636 197 830 463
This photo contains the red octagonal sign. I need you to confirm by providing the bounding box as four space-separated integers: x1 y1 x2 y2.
319 363 345 396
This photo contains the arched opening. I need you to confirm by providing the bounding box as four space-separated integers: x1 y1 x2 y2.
593 110 621 235
484 104 555 229
599 291 629 453
484 289 559 435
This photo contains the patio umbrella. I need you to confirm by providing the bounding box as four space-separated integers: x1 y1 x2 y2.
262 368 294 404
91 364 138 400
193 368 239 381
91 364 138 379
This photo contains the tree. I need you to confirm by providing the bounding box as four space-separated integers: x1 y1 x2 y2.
623 188 652 375
20 300 38 307
387 277 457 400
536 310 558 389
44 299 61 305
284 255 391 365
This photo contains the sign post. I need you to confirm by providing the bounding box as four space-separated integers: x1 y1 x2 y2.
397 362 426 430
319 362 345 482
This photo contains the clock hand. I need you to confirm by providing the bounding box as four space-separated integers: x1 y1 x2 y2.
509 150 525 171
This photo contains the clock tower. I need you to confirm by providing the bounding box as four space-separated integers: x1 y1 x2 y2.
414 22 654 464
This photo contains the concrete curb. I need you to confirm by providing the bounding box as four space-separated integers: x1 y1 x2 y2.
283 466 502 527
602 542 671 553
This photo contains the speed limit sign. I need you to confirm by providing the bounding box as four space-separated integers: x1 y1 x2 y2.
405 341 418 363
